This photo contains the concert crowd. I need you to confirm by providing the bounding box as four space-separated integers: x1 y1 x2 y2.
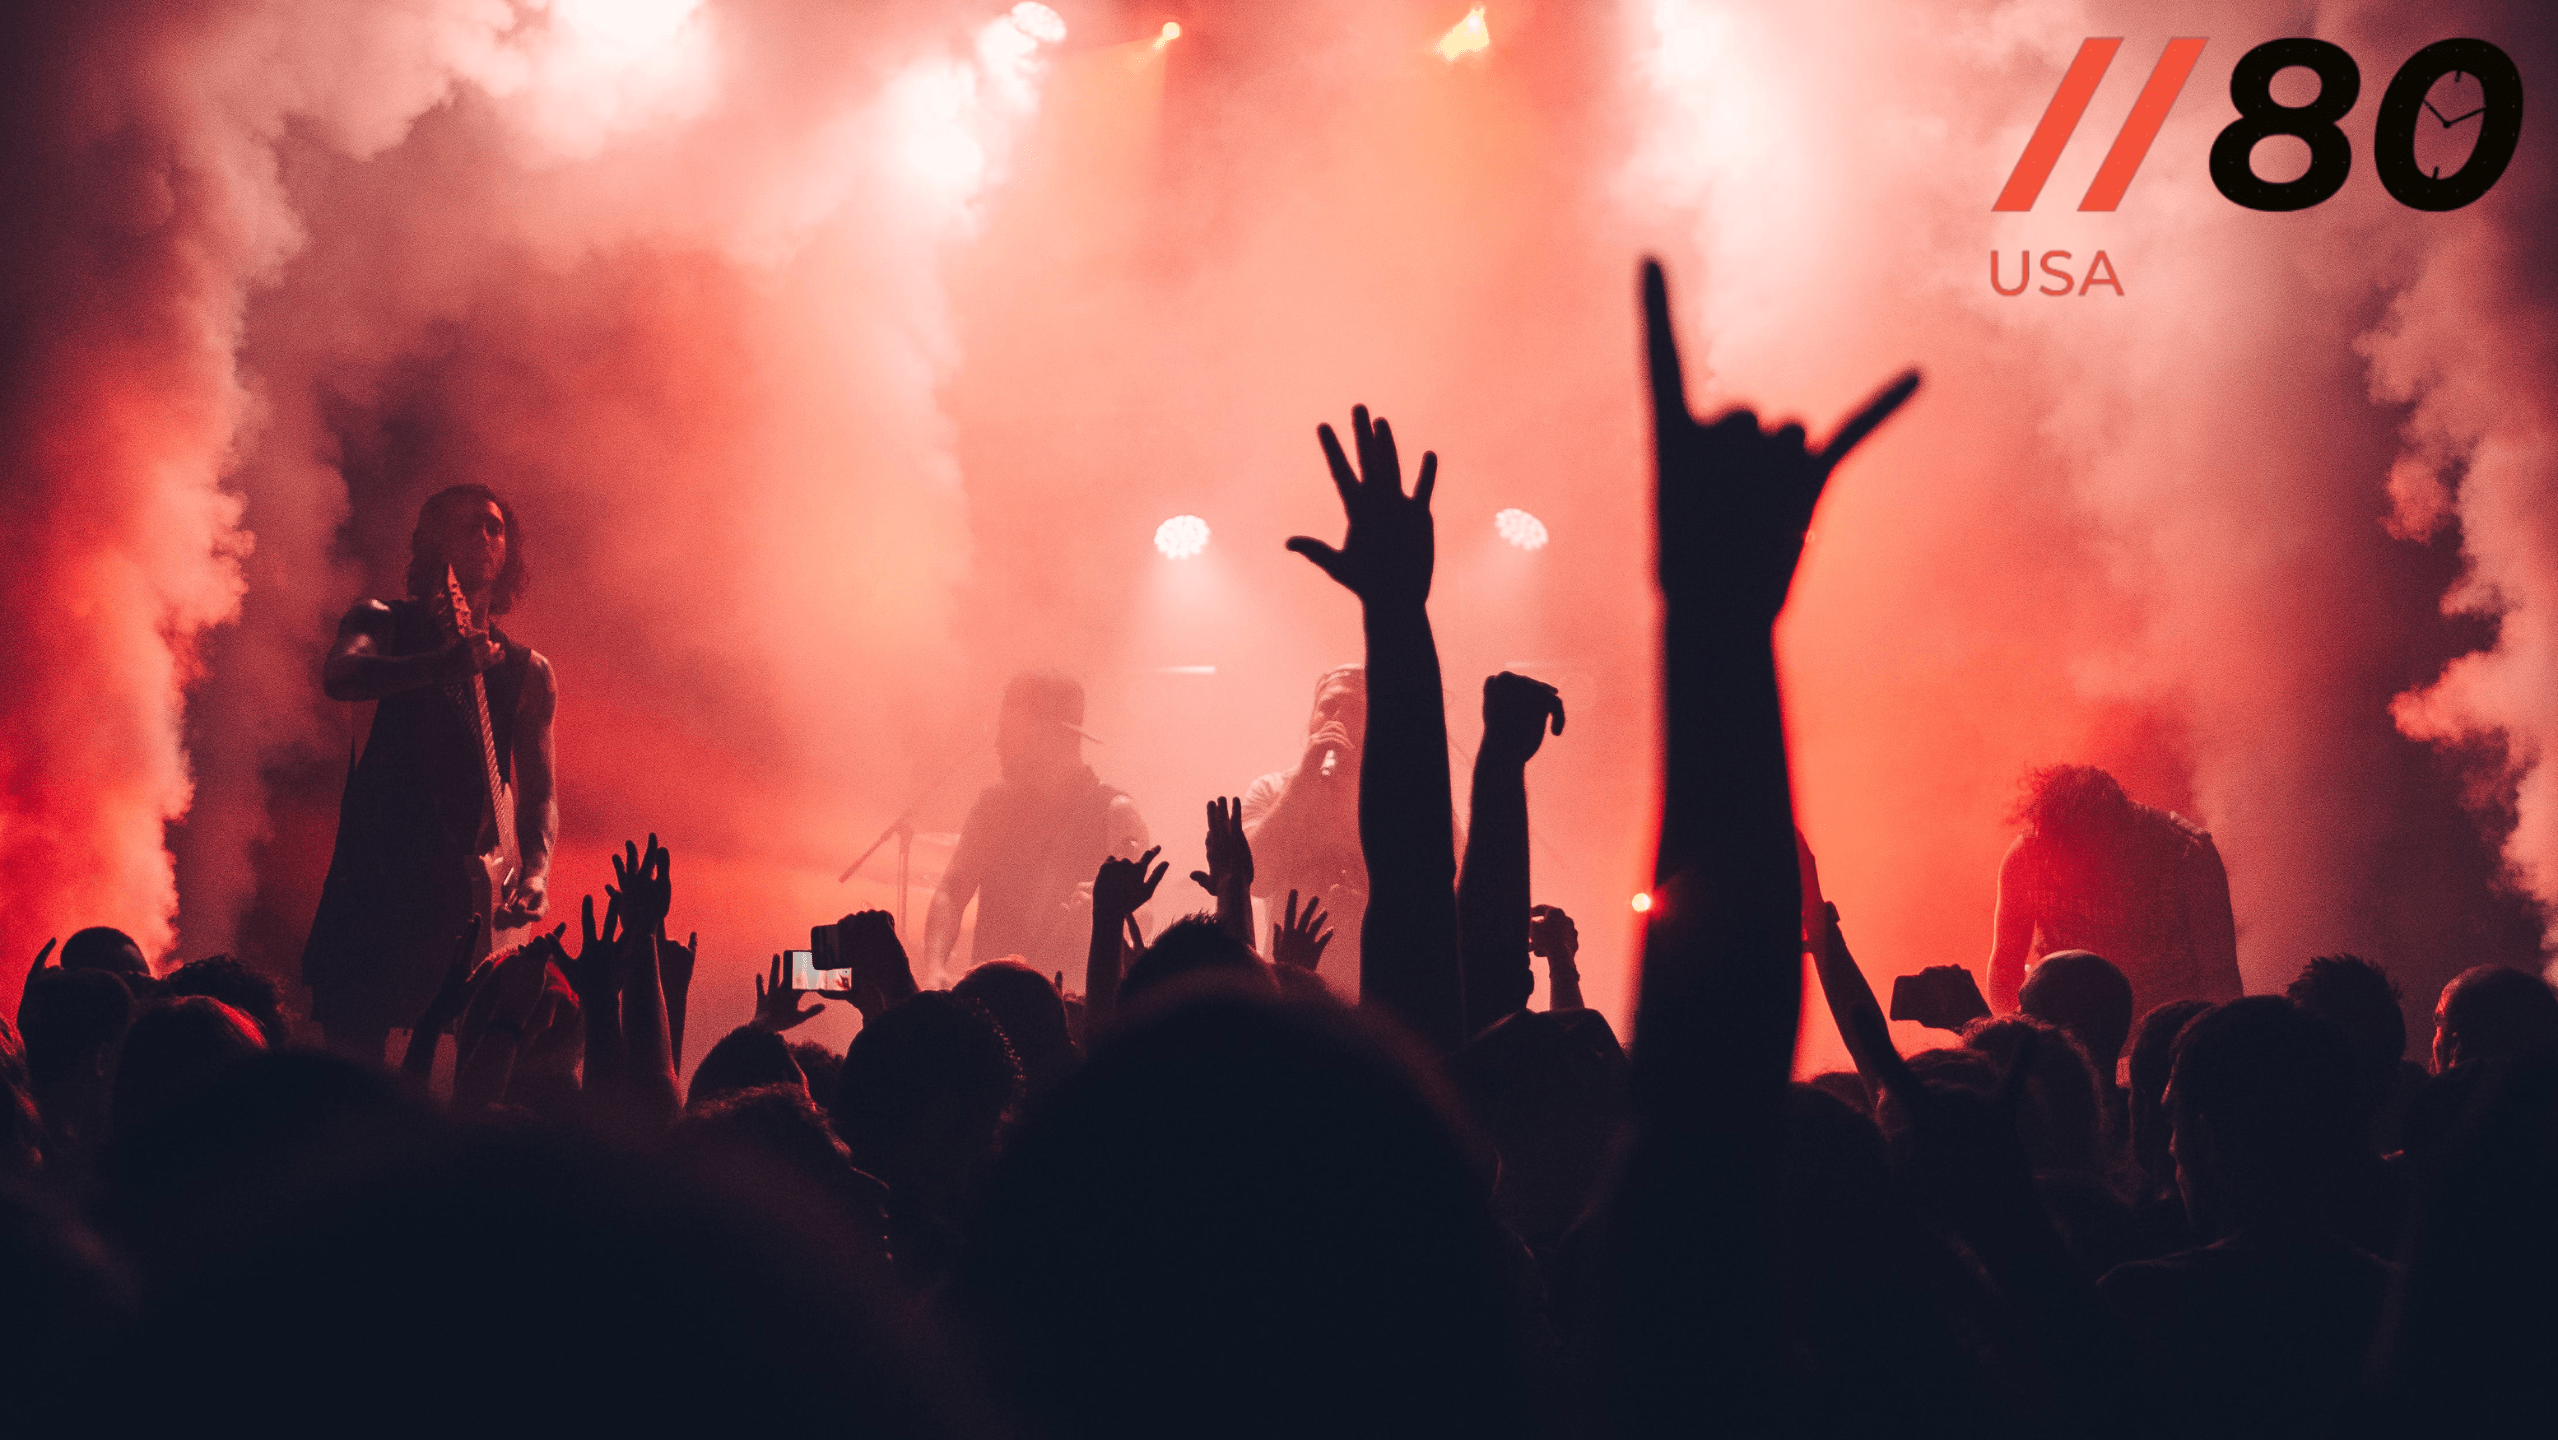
5 264 2554 1437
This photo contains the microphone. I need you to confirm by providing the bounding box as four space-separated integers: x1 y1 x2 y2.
1319 747 1338 779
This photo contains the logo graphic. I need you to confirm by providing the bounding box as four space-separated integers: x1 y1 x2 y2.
1995 38 2208 212
1994 37 2524 213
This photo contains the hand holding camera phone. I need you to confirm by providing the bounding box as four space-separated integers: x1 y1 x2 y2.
780 911 917 1019
1888 965 1992 1033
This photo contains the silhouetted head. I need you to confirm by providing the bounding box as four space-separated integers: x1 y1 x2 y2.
159 955 288 1049
2288 953 2405 1122
60 927 149 984
0 1183 136 1429
18 969 133 1089
2020 949 2134 1072
953 959 1077 1095
1307 664 1366 744
405 483 523 615
2011 763 2133 841
1448 1009 1622 1244
964 990 1535 1437
1964 1013 2107 1178
1873 1045 2001 1164
2373 1060 2558 1429
667 1084 890 1262
2432 965 2558 1073
111 997 266 1138
688 1025 805 1110
1806 1069 1874 1118
2127 998 2212 1194
121 1058 973 1434
2168 997 2360 1235
995 670 1087 784
789 1040 842 1101
1120 914 1270 1009
829 991 1020 1215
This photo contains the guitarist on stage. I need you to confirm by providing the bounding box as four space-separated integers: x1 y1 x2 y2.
302 484 558 1061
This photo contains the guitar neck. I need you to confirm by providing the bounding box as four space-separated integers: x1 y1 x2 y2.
437 568 515 862
465 668 512 856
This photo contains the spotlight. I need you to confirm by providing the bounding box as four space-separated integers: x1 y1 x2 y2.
1494 507 1548 551
1630 892 1652 913
1153 20 1180 51
1155 514 1210 559
1007 2 1067 43
1435 5 1490 62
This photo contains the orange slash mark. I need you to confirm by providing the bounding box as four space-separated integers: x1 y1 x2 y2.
2080 38 2208 211
1993 37 2121 212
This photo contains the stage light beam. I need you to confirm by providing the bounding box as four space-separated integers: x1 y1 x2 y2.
1435 6 1490 63
1155 514 1210 559
1494 507 1548 551
1153 21 1180 53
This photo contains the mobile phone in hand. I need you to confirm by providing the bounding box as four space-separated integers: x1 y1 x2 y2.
787 946 850 994
1889 965 1992 1033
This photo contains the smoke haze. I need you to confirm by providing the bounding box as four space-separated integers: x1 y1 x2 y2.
3 0 2547 1065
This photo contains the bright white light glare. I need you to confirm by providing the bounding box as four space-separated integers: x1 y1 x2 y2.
1436 5 1490 62
1630 892 1653 913
1007 2 1067 44
553 0 702 52
1154 21 1182 51
1155 515 1211 559
1494 507 1548 551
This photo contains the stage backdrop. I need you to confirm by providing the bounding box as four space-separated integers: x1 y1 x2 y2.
1 0 2547 1069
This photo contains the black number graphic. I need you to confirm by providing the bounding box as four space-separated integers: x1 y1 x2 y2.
2211 39 2361 211
2373 39 2525 211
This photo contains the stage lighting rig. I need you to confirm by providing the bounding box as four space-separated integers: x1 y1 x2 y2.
1006 2 1066 44
1436 5 1489 62
1494 507 1548 551
1154 514 1210 559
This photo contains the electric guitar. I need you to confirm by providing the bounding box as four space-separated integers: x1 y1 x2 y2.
435 565 529 960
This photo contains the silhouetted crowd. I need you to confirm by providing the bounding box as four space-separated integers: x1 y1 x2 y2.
7 264 2556 1438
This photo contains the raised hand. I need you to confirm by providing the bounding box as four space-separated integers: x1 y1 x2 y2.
753 953 825 1032
1271 889 1334 973
1094 845 1168 923
1529 904 1582 1010
1527 904 1578 967
607 834 673 938
1287 404 1438 607
557 893 625 1006
1480 672 1565 766
1189 798 1255 896
658 929 698 1065
837 910 919 1017
1644 259 1917 626
19 936 59 1019
1890 965 1993 1033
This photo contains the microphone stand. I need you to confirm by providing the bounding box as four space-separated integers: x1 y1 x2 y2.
838 753 973 934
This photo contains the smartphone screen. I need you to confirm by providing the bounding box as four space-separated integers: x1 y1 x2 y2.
786 949 851 993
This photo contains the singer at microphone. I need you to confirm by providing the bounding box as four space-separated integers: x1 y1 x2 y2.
1238 666 1371 989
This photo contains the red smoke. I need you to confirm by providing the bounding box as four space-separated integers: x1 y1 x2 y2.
3 1 2548 1070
